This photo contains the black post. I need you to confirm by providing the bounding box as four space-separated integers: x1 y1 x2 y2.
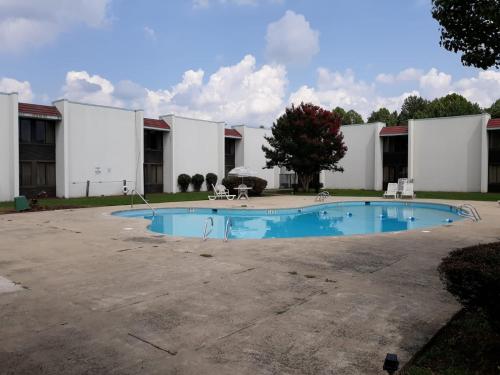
123 180 127 195
86 180 90 197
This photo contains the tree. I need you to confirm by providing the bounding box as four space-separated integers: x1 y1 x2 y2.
332 107 364 125
345 110 364 125
431 0 500 69
486 99 500 118
398 96 430 123
263 103 347 191
426 93 482 118
367 107 399 125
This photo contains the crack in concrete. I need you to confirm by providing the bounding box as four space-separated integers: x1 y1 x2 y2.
128 333 177 355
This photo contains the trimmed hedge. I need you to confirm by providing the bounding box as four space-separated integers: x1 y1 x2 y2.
438 242 500 329
205 173 218 191
191 174 204 192
221 176 268 196
177 174 191 192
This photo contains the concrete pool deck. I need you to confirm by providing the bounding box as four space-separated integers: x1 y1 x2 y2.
1 195 499 374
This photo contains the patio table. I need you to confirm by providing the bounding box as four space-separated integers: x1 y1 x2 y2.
235 186 251 200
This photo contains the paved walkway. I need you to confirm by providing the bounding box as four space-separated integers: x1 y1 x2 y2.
1 196 499 374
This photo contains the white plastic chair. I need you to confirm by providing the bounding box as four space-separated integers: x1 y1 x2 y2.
397 178 408 197
383 183 398 199
400 182 415 199
208 184 236 200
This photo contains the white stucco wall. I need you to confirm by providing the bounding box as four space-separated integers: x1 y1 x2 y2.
324 123 384 190
0 93 19 201
53 100 143 198
162 115 224 193
410 114 488 192
233 125 279 189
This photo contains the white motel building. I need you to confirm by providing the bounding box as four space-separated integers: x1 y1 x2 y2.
1 91 499 202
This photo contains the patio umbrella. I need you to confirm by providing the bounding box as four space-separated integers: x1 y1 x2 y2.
228 166 257 183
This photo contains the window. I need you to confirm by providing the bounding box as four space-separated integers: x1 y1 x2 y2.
489 165 500 184
19 119 56 144
144 130 162 151
36 162 56 186
225 139 235 155
20 162 32 186
20 119 31 143
145 164 163 185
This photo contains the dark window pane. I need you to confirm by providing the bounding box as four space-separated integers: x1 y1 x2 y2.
156 165 163 184
37 163 46 186
20 162 32 186
20 119 31 143
45 123 55 144
35 121 46 143
46 163 56 185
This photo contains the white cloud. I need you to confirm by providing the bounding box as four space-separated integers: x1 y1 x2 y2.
419 68 452 97
61 55 288 126
193 0 283 8
0 77 34 101
0 0 111 53
62 71 120 107
143 26 156 40
376 68 423 84
289 68 415 119
265 10 319 65
290 66 500 121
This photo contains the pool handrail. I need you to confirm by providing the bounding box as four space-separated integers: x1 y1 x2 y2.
130 189 156 216
203 217 214 240
458 204 481 221
224 217 232 242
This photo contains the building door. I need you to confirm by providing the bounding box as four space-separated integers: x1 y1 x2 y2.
144 130 164 194
488 131 500 192
382 136 408 190
19 118 56 198
225 138 236 176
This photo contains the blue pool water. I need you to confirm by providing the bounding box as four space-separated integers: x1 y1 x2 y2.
113 201 464 240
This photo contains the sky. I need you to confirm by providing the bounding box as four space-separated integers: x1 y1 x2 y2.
0 0 499 126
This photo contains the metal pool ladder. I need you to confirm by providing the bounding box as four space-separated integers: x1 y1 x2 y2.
458 204 481 221
224 217 232 242
315 191 330 202
130 189 156 216
203 217 214 241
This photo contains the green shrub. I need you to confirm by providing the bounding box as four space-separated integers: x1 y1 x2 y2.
251 177 267 195
205 173 218 191
177 174 191 192
438 242 500 328
221 176 268 196
191 174 204 192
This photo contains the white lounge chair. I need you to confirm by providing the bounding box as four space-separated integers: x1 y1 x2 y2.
383 183 398 199
400 182 415 199
397 178 407 197
208 184 236 200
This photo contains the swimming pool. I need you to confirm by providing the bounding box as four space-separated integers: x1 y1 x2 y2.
113 201 465 240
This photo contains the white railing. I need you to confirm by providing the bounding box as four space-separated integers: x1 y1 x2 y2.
224 217 232 242
315 191 330 202
203 217 214 241
130 189 156 216
458 204 481 221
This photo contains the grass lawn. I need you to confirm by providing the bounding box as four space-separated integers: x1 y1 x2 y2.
0 191 209 214
272 189 500 201
405 309 500 375
1 189 499 214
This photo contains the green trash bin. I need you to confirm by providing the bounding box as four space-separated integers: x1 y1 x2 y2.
14 196 30 212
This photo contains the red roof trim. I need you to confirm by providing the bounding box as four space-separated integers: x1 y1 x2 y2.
225 128 242 138
487 118 500 129
380 125 408 136
18 102 61 119
144 118 170 130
